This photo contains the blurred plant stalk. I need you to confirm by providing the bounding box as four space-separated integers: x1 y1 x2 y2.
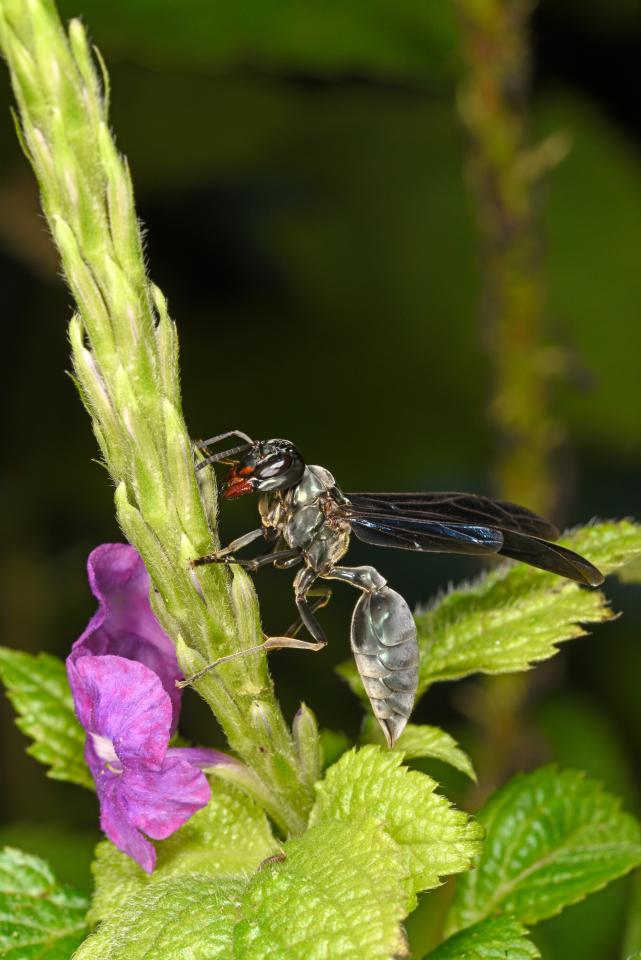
455 0 569 803
0 0 314 835
456 0 569 515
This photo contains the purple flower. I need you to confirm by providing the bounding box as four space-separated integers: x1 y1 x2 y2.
67 543 238 871
69 543 182 729
68 653 232 873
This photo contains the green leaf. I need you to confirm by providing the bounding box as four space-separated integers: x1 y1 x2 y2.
0 648 92 790
0 822 98 896
447 767 641 933
80 819 409 960
619 557 641 584
425 916 540 959
362 719 476 780
234 818 409 960
89 780 277 924
0 846 89 959
75 875 244 960
567 522 641 576
311 745 482 895
339 522 641 703
416 521 641 694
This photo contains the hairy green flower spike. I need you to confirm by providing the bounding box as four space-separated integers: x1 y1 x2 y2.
0 0 315 834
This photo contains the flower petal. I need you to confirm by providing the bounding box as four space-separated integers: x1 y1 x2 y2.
100 779 156 873
71 544 182 727
165 747 241 770
68 654 171 768
83 731 121 785
120 755 211 840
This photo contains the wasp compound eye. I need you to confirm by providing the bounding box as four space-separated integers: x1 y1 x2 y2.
255 454 293 479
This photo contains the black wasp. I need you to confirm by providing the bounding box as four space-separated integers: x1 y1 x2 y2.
184 431 603 746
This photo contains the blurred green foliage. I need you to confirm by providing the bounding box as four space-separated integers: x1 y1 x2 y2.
0 0 640 956
57 0 459 80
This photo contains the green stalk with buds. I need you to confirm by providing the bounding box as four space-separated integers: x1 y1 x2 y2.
0 0 314 836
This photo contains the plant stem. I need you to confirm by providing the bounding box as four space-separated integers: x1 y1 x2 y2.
454 0 567 804
455 0 568 516
0 0 313 835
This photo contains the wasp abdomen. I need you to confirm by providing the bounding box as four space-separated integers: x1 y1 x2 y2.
350 585 418 747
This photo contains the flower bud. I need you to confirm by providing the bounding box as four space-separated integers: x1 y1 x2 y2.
250 700 273 739
293 702 322 789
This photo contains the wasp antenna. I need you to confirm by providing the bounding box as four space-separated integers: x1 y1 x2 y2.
195 430 254 450
195 443 252 471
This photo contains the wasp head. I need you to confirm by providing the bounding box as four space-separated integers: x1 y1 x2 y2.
223 439 305 499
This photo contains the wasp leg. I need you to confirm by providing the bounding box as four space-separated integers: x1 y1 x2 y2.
192 529 301 571
244 568 329 658
278 566 329 648
176 632 326 687
285 584 333 638
193 547 301 573
177 566 325 688
274 554 303 570
320 565 418 747
193 528 264 567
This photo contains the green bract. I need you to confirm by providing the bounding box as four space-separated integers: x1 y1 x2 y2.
0 846 88 959
0 648 92 790
447 766 641 931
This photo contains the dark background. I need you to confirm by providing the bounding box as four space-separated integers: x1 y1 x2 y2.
0 1 640 956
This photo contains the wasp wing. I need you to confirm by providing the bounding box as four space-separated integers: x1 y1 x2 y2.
347 514 504 556
345 491 558 539
341 492 603 586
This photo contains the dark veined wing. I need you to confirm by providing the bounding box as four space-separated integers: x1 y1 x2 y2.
494 528 603 586
348 514 504 556
340 493 604 587
345 491 559 539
